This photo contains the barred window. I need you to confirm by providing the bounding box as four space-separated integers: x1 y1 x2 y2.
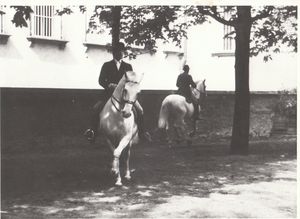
223 24 234 51
30 5 64 40
0 5 6 34
223 11 235 51
32 6 54 37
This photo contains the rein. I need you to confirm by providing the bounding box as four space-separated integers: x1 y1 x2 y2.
192 85 207 109
111 94 137 112
111 95 122 112
110 73 141 113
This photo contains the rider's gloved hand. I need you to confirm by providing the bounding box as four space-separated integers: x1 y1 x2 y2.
108 83 117 90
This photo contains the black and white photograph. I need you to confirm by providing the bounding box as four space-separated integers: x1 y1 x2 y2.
0 2 298 218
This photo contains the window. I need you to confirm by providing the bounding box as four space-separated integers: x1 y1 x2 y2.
28 6 67 48
32 6 54 37
223 24 234 51
0 5 7 34
83 6 111 51
223 11 235 52
30 5 64 40
212 9 235 57
0 5 10 44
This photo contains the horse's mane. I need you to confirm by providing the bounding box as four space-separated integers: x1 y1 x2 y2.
123 71 143 83
195 79 204 85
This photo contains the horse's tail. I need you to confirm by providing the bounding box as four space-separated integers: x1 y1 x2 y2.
158 99 169 130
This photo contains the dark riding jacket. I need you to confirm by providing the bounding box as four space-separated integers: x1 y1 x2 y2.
176 72 196 103
99 59 133 99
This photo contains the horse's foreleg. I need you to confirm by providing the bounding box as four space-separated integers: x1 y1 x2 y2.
124 142 132 180
114 135 131 158
115 173 122 186
105 138 115 153
112 135 131 178
102 138 122 186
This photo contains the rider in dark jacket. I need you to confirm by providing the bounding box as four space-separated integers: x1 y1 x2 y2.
84 42 151 143
176 65 199 120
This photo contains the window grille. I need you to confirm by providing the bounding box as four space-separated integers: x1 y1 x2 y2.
30 5 63 39
223 24 234 51
0 5 6 34
223 11 235 51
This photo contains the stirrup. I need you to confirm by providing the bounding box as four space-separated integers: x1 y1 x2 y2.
84 128 95 142
140 131 152 142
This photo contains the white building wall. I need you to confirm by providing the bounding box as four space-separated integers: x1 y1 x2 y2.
0 5 297 91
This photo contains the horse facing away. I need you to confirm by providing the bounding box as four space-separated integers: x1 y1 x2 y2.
158 80 207 145
99 71 144 186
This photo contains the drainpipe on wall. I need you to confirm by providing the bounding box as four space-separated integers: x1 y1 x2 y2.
84 8 87 42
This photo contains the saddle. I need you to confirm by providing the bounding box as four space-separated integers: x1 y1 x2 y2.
176 90 192 103
185 96 193 104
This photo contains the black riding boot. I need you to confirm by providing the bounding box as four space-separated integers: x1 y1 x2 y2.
136 111 152 142
84 100 105 143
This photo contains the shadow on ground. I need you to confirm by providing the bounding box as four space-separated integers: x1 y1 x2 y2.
1 136 297 218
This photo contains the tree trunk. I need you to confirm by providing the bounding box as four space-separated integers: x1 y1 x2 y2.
230 6 252 155
111 6 121 48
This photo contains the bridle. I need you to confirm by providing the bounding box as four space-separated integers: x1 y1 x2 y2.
193 81 207 107
110 78 140 112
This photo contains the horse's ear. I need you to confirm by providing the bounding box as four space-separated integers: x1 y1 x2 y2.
203 79 206 85
139 72 145 83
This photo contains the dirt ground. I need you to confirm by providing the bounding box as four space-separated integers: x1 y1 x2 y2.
1 136 297 218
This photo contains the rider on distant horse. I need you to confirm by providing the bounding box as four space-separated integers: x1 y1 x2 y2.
84 42 152 143
176 64 200 120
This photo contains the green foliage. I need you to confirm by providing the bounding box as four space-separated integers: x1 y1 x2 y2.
251 6 297 61
56 7 73 16
10 5 297 61
122 6 186 48
10 6 32 27
273 89 297 117
188 6 297 61
79 6 86 13
88 6 191 51
0 9 5 15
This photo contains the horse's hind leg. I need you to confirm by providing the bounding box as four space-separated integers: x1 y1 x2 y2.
173 126 182 144
157 127 167 142
189 119 197 137
174 117 186 143
175 120 191 146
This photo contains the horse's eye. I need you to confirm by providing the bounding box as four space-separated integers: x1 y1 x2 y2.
123 88 128 97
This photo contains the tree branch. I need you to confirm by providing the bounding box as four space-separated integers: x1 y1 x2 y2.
197 6 236 27
251 7 273 23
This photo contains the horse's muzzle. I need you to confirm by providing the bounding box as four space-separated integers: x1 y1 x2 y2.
122 111 131 118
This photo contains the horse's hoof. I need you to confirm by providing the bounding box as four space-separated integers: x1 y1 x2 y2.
189 132 195 137
124 175 131 181
111 169 119 177
115 181 122 186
